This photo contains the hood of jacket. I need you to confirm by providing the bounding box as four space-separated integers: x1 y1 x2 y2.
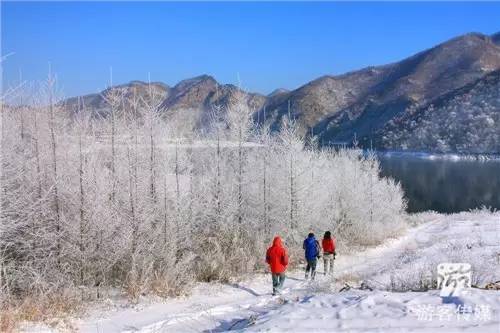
272 236 283 247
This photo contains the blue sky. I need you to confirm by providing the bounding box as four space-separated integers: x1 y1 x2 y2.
2 2 500 97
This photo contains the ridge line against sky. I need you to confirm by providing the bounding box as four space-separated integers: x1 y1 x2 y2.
2 1 500 98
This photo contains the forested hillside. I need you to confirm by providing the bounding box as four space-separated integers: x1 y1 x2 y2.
376 70 500 153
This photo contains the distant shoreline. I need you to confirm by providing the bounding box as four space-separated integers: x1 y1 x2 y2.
372 150 500 162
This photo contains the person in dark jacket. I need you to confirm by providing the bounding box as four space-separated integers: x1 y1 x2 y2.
303 233 321 280
266 236 289 295
322 231 336 275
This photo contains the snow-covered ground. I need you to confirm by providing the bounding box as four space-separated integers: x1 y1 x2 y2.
21 212 500 332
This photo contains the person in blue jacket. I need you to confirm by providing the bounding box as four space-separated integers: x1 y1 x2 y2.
303 232 321 280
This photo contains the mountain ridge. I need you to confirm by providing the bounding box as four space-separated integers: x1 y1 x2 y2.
63 31 500 153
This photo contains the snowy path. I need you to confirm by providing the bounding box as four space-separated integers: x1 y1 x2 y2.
25 212 500 332
77 272 313 333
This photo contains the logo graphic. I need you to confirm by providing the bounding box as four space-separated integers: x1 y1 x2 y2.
437 263 471 297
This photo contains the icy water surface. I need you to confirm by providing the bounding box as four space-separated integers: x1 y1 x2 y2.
377 152 500 213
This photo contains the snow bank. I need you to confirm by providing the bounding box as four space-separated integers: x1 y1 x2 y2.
247 289 499 332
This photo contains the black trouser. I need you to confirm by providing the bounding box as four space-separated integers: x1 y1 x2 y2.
305 258 317 280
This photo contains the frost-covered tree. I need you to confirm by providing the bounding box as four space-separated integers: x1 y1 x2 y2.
0 76 408 311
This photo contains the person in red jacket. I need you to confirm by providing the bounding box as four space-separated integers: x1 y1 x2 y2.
266 236 289 295
322 231 336 275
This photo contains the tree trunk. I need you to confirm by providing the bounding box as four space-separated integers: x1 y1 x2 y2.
48 78 61 264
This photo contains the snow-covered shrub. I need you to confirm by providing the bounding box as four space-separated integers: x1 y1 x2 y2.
381 212 500 291
388 256 436 292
